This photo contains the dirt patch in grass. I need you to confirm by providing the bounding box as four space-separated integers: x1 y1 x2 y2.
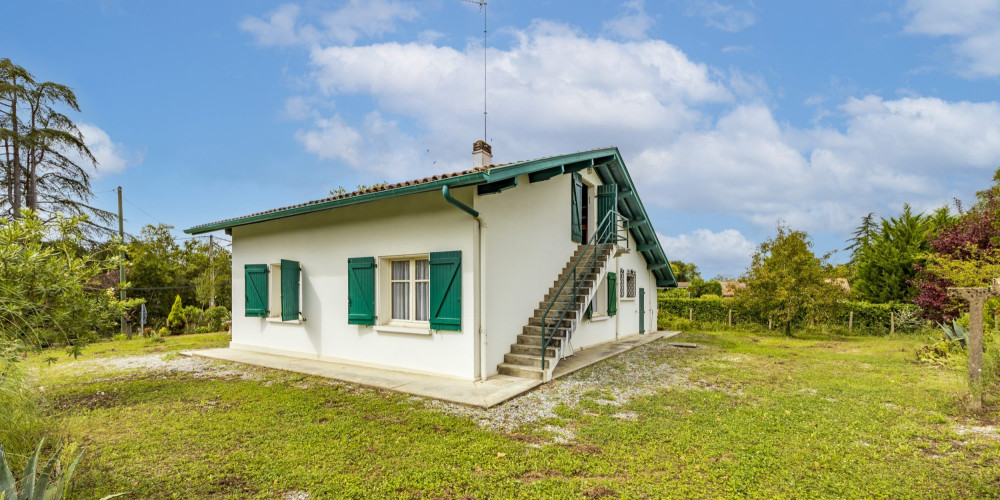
582 485 619 499
430 340 724 433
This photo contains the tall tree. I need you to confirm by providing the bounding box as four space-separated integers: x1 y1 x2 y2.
738 224 843 336
669 261 701 282
850 204 953 303
0 59 111 233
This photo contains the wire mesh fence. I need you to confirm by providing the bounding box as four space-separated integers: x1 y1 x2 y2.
657 296 929 335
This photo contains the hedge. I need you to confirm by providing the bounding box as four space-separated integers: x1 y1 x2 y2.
658 293 924 335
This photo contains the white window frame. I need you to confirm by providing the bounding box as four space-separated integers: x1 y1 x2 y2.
595 275 610 319
620 268 638 301
264 262 304 324
379 254 430 329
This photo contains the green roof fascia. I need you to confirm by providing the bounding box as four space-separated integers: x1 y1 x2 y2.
593 149 678 287
184 172 489 234
184 148 623 235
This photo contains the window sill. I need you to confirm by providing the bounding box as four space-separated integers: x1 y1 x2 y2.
589 315 611 322
374 325 432 336
266 317 303 325
621 297 637 301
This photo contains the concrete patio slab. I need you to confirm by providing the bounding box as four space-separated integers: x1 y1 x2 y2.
553 331 680 379
182 347 542 408
182 330 680 408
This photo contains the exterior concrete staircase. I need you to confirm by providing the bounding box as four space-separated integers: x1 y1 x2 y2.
497 243 614 381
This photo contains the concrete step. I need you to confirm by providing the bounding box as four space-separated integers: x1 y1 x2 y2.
504 352 551 369
510 343 559 358
543 288 592 303
527 316 575 328
497 363 546 380
522 324 572 336
517 333 564 347
534 308 579 319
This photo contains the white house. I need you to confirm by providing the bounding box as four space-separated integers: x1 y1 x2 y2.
185 143 677 382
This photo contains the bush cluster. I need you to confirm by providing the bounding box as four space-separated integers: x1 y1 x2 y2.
658 294 924 335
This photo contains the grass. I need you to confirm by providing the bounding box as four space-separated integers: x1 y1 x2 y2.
22 330 1000 499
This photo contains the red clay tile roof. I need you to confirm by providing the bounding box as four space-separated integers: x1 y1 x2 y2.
187 162 513 232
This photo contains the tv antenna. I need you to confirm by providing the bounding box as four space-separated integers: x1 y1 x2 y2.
461 0 487 142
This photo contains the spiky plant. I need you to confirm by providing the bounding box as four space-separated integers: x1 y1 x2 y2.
0 439 125 500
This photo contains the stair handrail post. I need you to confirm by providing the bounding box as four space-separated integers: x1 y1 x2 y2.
541 209 623 372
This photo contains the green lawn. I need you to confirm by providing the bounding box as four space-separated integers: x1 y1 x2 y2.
26 331 1000 499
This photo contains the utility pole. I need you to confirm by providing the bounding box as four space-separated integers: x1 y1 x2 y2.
118 186 128 338
208 234 215 308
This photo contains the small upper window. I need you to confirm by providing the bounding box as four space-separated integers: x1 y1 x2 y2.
619 268 637 299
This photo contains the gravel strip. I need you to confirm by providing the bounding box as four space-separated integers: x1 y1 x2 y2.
429 340 716 432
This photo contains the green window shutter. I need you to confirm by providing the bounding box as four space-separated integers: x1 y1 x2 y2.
244 264 268 317
348 257 376 325
571 173 583 243
585 301 593 320
597 183 617 243
607 272 617 316
429 251 462 331
280 259 300 321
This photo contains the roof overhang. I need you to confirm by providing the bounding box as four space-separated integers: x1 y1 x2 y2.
185 147 678 287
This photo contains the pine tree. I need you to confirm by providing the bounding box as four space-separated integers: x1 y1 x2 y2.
167 295 186 335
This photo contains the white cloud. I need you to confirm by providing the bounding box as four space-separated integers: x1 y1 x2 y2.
295 112 424 179
635 96 1000 233
75 123 137 176
240 0 418 48
246 6 1000 253
659 229 756 278
903 0 1000 77
240 4 311 47
603 0 655 40
299 20 730 177
683 1 757 32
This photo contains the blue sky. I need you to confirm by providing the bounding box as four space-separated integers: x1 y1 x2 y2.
5 0 1000 278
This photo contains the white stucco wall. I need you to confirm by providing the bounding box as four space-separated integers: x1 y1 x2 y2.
474 173 579 376
474 167 660 375
229 188 479 380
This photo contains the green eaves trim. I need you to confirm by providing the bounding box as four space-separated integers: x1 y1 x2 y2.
184 148 623 235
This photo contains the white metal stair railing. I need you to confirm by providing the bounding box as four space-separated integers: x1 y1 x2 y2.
537 209 627 380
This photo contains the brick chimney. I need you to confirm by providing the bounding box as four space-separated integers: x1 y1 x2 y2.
473 140 492 168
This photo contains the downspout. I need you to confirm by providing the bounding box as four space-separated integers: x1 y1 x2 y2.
442 185 488 381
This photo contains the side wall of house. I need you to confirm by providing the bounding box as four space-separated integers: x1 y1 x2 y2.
475 173 579 376
475 168 660 375
230 188 478 380
568 168 659 350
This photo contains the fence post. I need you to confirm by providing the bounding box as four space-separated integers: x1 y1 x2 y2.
849 311 854 333
890 311 895 335
768 318 772 330
689 308 693 321
728 309 733 327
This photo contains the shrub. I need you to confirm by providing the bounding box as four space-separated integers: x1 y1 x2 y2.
0 345 44 469
182 305 204 333
204 306 231 332
657 292 927 335
157 327 169 337
0 437 126 500
166 295 186 335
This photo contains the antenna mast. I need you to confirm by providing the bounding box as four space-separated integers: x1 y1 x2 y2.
461 0 487 142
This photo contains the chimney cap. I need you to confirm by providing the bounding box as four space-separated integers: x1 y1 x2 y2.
472 140 492 155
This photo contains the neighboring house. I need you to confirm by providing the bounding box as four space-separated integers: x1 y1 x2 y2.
185 142 677 382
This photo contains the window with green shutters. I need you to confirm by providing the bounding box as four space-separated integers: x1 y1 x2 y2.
245 264 268 317
607 271 617 316
280 259 301 321
348 257 376 325
429 251 462 331
571 173 583 243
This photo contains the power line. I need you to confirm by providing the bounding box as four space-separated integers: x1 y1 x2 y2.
124 197 167 226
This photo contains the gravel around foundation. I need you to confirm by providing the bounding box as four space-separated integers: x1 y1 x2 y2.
39 353 263 382
429 339 722 432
